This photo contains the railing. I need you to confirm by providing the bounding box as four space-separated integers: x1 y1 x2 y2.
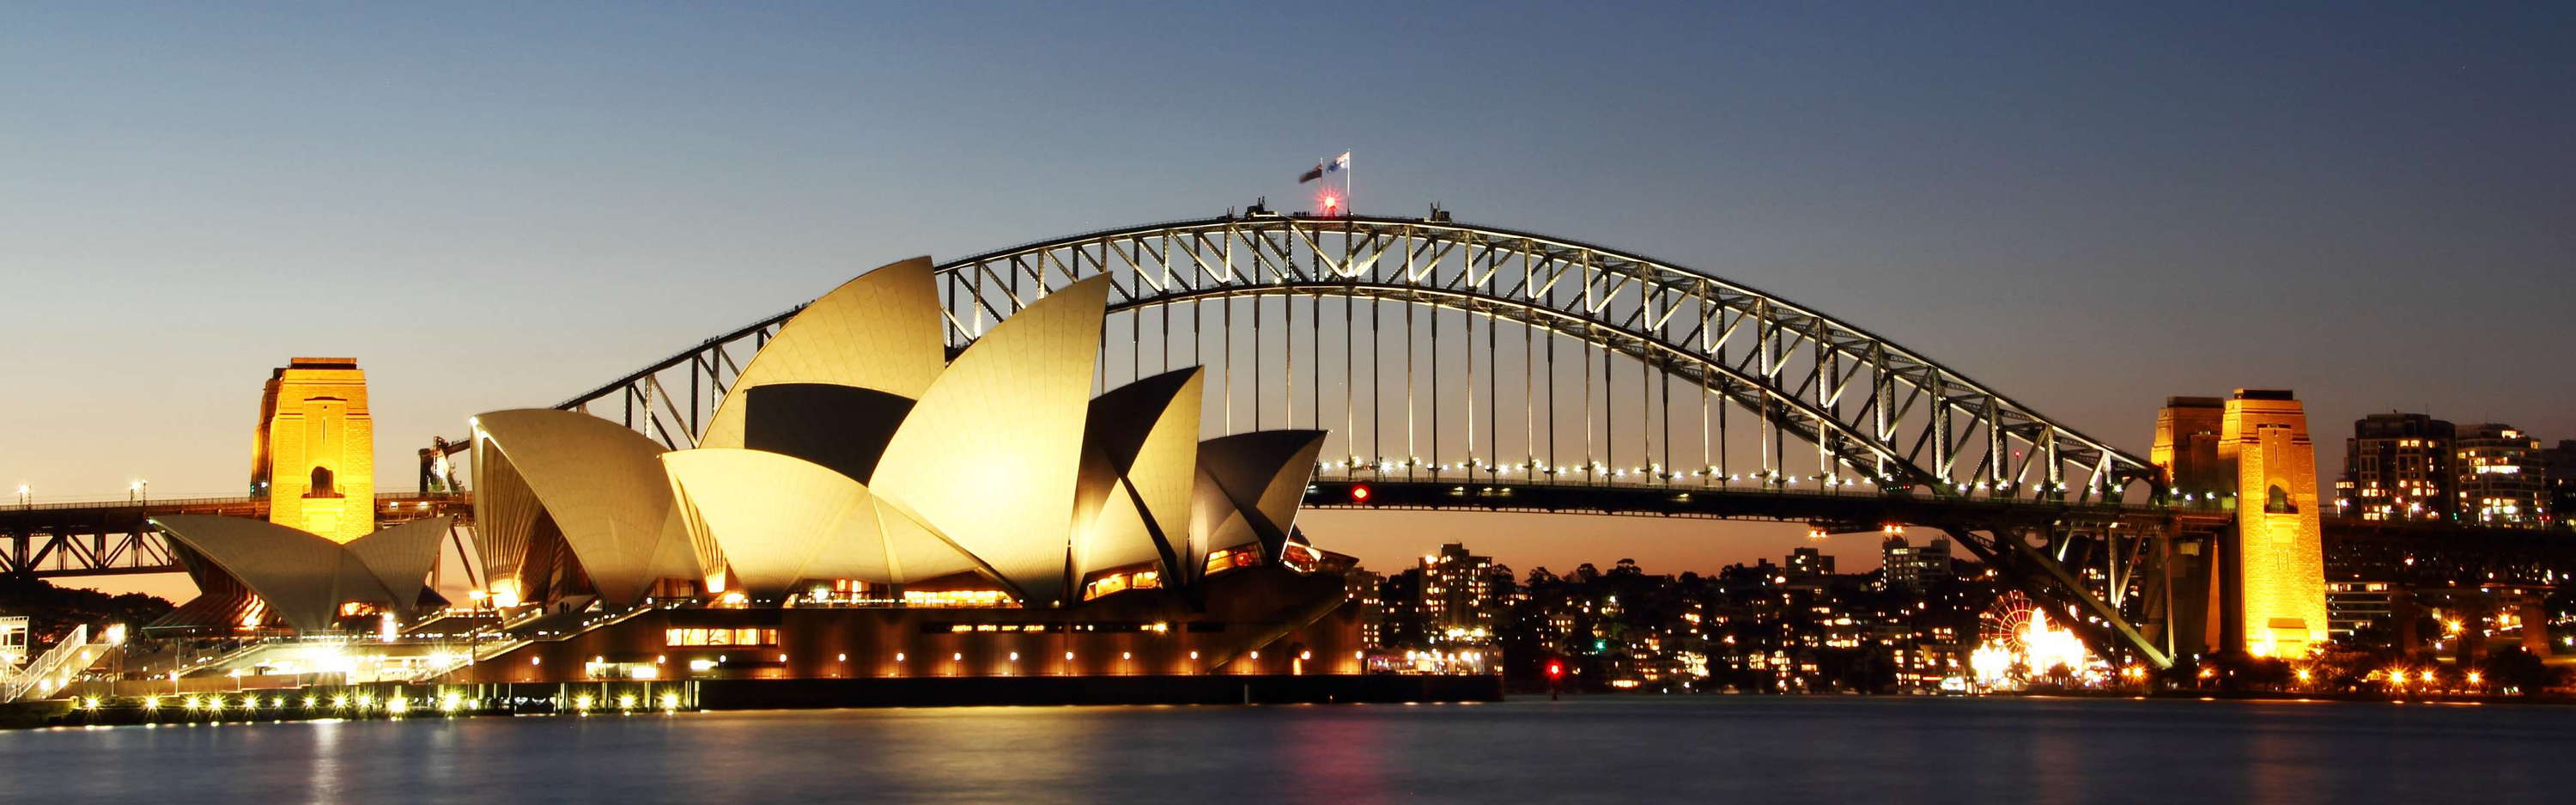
3 625 91 703
6 491 461 512
1309 470 2172 513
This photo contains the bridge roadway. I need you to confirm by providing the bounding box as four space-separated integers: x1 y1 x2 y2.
1 492 466 577
1302 479 2166 534
6 485 2566 586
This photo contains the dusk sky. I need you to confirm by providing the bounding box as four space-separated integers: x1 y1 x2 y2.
5 2 2569 587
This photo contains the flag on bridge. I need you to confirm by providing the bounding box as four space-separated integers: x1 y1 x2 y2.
1299 152 1351 183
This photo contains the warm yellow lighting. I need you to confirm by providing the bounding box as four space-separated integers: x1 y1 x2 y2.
659 692 682 711
489 579 523 609
574 694 595 712
253 358 373 542
617 693 638 710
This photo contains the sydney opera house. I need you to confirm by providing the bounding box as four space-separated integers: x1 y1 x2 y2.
146 259 1382 701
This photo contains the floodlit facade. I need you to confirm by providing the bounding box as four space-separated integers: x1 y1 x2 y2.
137 257 1360 688
452 259 1352 681
2153 390 2330 658
2219 390 2328 658
252 357 375 542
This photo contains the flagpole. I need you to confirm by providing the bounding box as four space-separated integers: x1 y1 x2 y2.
1345 151 1352 213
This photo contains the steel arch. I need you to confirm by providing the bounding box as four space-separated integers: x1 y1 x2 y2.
538 213 2160 504
473 212 2180 666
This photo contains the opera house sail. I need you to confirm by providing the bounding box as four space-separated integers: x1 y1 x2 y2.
144 255 1367 692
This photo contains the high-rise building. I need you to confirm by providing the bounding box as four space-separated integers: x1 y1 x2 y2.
2323 581 2395 641
2455 424 2548 528
2539 440 2576 532
1418 542 1495 643
1880 536 1950 590
252 357 374 543
2336 412 2453 522
1343 567 1387 648
1786 546 1835 585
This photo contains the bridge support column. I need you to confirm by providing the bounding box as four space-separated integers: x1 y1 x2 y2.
2153 390 2329 659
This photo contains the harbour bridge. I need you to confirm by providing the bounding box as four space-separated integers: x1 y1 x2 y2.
9 211 2568 668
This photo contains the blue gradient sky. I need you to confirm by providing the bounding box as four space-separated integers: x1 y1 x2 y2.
4 2 2569 580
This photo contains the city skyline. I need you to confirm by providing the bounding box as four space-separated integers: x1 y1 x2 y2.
5 6 2573 799
8 2 2573 582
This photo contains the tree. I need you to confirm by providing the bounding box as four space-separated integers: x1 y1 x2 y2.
2480 647 2556 695
0 572 173 649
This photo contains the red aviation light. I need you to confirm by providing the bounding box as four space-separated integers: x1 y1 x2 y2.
1321 194 1340 215
1349 483 1373 503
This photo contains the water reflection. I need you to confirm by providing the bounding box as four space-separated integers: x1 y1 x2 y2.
1 698 2569 805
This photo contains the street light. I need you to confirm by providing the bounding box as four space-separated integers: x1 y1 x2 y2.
15 485 26 509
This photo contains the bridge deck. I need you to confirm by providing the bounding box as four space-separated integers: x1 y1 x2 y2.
2 493 466 577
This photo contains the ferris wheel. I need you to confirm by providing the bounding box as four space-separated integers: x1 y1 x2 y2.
1981 591 2039 653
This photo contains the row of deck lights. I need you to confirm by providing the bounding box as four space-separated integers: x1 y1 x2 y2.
1322 459 2113 495
71 689 685 717
14 482 146 507
635 647 1346 674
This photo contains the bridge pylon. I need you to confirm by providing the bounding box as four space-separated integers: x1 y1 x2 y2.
2151 390 2330 661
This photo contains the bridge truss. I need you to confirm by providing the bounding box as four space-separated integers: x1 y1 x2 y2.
483 212 2186 666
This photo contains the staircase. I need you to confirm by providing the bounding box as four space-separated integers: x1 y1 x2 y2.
3 625 117 703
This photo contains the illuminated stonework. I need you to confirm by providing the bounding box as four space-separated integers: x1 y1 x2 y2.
2220 389 2328 657
252 357 374 543
2153 389 2330 658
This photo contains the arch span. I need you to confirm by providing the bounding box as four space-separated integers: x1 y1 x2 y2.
480 213 2180 666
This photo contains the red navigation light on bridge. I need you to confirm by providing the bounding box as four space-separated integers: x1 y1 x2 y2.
1348 483 1372 504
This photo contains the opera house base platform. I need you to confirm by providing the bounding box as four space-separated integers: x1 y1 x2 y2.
9 674 1500 729
694 674 1501 709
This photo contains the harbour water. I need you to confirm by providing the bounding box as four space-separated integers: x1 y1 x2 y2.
3 695 2569 804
